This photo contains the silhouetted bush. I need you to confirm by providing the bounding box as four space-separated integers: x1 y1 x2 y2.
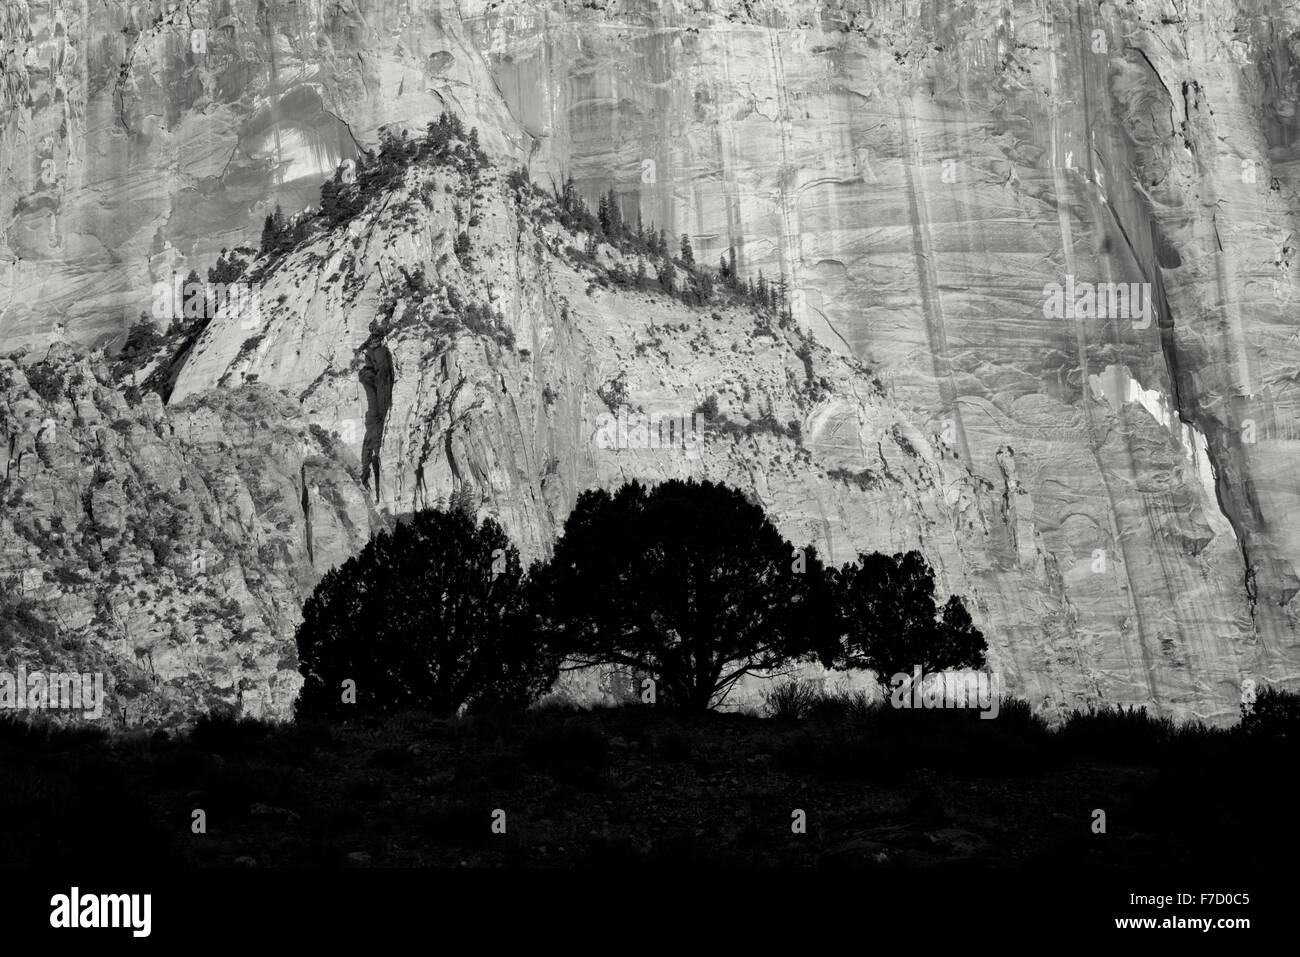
774 697 1053 782
112 318 166 380
694 393 720 422
295 508 560 720
826 467 882 491
188 710 274 756
259 204 307 258
804 687 875 723
0 713 109 751
1239 686 1300 740
24 363 64 404
762 679 822 719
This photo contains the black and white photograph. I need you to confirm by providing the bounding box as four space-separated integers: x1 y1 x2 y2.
0 0 1293 939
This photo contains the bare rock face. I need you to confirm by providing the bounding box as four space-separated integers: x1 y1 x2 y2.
3 0 1298 723
158 139 1252 723
0 0 521 350
0 349 379 726
474 0 1300 722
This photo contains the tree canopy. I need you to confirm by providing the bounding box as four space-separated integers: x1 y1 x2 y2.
295 508 558 719
530 479 834 711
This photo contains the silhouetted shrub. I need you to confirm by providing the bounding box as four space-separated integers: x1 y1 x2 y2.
0 589 57 657
774 696 1052 782
188 710 274 756
208 247 250 286
595 371 628 413
112 318 166 380
295 508 560 720
1053 703 1232 766
762 679 822 719
679 233 694 265
0 713 109 751
804 687 875 723
694 393 720 422
259 204 307 258
826 467 882 491
24 363 64 404
1239 686 1300 740
506 166 532 194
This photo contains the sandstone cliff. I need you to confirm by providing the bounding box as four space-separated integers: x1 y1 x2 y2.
3 0 1297 723
1 347 379 725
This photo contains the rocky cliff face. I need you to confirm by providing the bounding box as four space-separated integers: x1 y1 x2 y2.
0 347 378 725
3 0 1298 723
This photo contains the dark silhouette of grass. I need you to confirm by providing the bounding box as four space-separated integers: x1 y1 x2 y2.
189 710 275 756
761 679 823 719
0 688 1295 868
760 683 1300 783
0 715 180 868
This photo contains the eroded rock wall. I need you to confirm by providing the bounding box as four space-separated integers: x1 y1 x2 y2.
3 1 1298 722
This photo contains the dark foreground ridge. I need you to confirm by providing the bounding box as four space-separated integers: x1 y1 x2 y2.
2 690 1295 870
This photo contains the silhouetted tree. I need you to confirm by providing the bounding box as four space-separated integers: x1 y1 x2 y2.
1240 686 1300 739
531 479 834 711
657 256 677 293
606 186 622 240
697 269 713 302
207 249 242 286
116 317 165 368
830 551 987 686
295 508 559 719
260 205 285 256
680 233 694 266
181 269 205 320
319 173 342 220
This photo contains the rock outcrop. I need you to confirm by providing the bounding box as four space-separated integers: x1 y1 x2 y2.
0 346 379 726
